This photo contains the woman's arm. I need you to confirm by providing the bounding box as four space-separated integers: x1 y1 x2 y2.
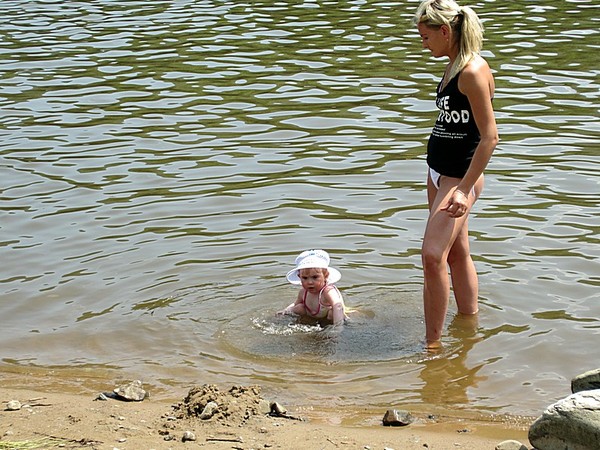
442 57 498 217
457 57 499 196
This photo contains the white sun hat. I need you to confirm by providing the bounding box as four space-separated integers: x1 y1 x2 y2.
286 249 342 285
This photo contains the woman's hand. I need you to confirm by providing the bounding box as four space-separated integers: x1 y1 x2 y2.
441 189 469 218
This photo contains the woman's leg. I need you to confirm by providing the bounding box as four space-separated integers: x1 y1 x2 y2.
447 221 479 314
422 175 478 347
448 175 484 314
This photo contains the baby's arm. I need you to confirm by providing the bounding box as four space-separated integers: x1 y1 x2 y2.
278 290 305 315
323 287 346 326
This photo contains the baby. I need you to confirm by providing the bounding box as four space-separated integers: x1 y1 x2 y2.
279 249 346 326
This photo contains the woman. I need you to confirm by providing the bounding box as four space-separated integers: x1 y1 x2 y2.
413 0 499 349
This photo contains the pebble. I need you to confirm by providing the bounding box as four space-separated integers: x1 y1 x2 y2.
199 401 218 420
113 380 147 402
495 440 528 450
6 400 22 411
382 409 414 427
182 431 196 442
270 402 287 416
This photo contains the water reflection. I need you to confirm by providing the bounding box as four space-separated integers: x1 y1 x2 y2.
419 314 486 407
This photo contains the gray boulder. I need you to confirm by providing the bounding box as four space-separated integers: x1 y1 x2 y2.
572 369 600 394
528 390 600 450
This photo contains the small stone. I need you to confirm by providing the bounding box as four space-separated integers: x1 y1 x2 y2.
182 431 196 442
6 400 22 411
382 409 414 427
495 440 528 450
95 393 108 401
270 402 287 416
113 380 147 402
199 401 218 420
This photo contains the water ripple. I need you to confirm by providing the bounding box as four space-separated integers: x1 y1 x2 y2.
0 0 598 417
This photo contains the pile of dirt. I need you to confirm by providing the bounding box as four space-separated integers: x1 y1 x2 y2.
173 384 271 426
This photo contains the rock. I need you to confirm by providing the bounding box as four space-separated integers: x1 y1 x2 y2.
495 440 528 450
572 368 600 394
113 380 147 402
94 393 109 401
270 402 287 416
199 401 218 420
528 389 600 450
382 409 414 426
6 400 22 411
182 431 196 442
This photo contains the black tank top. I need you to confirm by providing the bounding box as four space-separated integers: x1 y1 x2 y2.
426 72 480 178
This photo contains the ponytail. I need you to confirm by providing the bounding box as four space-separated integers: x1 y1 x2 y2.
413 0 484 80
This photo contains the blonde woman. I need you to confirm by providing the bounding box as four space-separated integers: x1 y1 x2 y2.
413 0 499 349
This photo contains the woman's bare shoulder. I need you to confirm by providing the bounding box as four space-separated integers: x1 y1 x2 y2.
460 56 494 94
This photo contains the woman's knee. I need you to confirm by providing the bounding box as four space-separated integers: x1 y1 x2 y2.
421 243 446 271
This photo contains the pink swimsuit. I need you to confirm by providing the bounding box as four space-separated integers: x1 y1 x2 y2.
301 284 341 319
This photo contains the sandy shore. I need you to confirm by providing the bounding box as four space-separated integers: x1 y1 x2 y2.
0 371 533 450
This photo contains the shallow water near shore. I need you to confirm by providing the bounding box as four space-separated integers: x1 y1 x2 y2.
1 0 599 421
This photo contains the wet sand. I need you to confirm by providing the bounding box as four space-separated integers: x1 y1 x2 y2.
0 369 533 450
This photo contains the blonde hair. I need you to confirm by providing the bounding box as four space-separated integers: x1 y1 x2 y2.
413 0 484 81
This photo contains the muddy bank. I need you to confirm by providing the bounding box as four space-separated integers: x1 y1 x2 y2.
0 371 533 449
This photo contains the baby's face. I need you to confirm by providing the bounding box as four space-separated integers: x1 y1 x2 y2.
298 268 327 292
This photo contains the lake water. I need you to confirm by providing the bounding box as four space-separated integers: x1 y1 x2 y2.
1 0 598 422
